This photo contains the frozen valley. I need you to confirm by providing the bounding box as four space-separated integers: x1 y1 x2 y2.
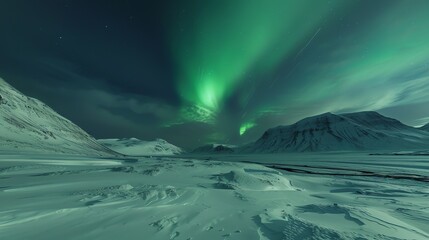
0 153 428 240
1 77 429 239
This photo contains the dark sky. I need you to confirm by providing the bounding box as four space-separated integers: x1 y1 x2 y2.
1 0 429 149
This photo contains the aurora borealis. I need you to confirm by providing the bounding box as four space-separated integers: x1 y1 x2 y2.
168 1 348 119
1 0 429 148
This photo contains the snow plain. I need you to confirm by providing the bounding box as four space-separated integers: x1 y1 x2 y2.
1 153 428 240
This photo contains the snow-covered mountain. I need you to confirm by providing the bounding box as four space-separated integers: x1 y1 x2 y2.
246 111 429 152
97 138 183 156
192 144 236 154
420 123 429 132
0 78 117 156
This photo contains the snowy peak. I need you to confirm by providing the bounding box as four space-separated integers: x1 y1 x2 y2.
249 111 429 152
0 77 117 156
97 138 184 156
288 112 346 130
341 111 411 131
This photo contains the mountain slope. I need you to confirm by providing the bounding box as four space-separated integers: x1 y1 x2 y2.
247 111 429 152
97 138 183 156
0 78 117 156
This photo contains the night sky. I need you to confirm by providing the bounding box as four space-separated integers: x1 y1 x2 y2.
1 0 429 149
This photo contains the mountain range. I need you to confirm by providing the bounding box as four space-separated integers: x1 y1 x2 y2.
244 111 429 152
2 77 429 155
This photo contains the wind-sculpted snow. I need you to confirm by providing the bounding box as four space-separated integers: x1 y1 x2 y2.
1 153 428 240
0 78 117 156
212 169 294 191
75 184 195 208
247 111 429 152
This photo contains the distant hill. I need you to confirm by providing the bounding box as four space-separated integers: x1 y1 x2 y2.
0 77 117 156
98 138 183 156
192 144 236 154
245 111 429 152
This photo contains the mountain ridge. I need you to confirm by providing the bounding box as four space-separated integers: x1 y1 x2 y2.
244 111 429 153
97 138 184 156
192 143 236 154
0 77 118 156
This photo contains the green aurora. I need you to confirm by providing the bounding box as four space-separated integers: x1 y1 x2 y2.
3 0 429 147
240 121 256 136
166 0 429 139
284 1 429 112
168 1 352 127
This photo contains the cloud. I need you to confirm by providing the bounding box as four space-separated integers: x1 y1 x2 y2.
81 89 177 121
